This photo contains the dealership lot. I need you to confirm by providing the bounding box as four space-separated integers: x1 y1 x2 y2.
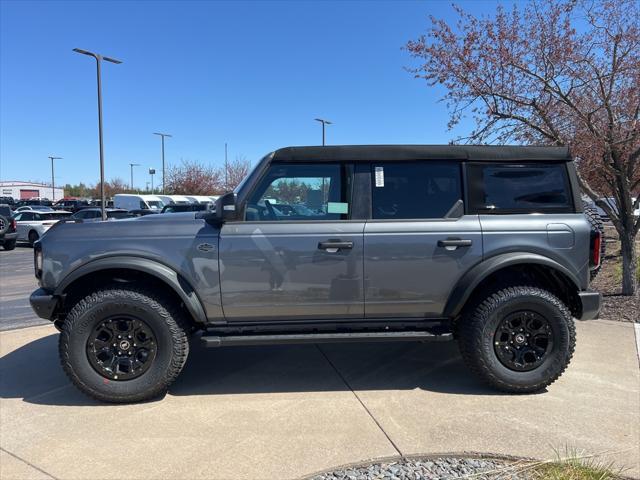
0 247 639 480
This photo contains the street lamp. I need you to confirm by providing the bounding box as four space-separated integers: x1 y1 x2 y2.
129 163 141 191
153 133 172 194
73 48 122 220
48 156 62 201
149 168 156 193
314 118 333 146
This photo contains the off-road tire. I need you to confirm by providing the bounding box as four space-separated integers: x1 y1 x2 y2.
3 239 16 250
583 203 606 280
59 286 190 403
458 286 575 393
28 230 39 246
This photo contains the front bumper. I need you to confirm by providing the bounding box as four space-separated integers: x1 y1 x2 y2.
578 291 602 320
30 288 59 321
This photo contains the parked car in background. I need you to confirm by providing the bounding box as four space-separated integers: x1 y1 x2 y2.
113 194 165 211
128 209 160 217
17 199 53 208
13 210 72 245
53 199 91 213
89 199 115 208
161 203 210 213
0 196 16 206
184 195 216 205
15 205 55 213
71 208 132 222
0 205 17 250
157 195 192 205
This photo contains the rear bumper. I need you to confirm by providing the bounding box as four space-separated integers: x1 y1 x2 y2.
30 288 58 321
578 291 602 320
0 232 17 243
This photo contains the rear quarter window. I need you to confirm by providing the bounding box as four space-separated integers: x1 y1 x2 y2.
467 163 574 214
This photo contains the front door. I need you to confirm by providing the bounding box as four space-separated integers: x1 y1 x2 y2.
219 162 365 321
364 161 483 318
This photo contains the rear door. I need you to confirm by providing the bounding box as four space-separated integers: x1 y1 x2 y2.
219 162 365 321
363 161 483 318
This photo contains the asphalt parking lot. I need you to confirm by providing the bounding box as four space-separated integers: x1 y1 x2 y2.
0 247 639 479
0 247 48 331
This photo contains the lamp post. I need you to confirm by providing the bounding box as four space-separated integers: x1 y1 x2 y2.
153 133 172 194
73 48 122 220
129 163 141 191
48 156 62 201
314 118 333 146
149 168 156 193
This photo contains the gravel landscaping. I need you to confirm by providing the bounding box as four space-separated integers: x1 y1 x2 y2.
308 457 531 480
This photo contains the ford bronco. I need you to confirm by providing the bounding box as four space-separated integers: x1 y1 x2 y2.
30 145 602 403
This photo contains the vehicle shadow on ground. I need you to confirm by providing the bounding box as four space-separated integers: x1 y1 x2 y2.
0 333 510 406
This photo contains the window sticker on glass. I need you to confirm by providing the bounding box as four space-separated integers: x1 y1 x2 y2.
327 202 349 214
375 166 385 187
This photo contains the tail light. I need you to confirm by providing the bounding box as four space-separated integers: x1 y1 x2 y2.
590 230 602 268
34 243 43 279
10 219 16 231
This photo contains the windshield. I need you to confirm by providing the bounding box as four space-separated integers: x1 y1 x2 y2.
147 201 164 209
107 211 131 219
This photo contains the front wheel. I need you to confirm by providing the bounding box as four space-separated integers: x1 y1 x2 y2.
457 286 575 393
59 286 190 403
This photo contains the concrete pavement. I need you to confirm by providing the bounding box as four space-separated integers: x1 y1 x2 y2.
1 320 638 480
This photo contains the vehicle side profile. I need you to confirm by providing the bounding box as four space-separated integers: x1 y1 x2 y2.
14 210 72 245
30 145 602 403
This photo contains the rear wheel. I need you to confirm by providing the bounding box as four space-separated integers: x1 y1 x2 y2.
3 239 16 250
458 286 575 393
28 230 39 246
59 286 190 403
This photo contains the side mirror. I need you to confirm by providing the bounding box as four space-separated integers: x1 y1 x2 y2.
215 192 238 222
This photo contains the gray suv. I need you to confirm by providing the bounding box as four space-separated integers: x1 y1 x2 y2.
30 145 602 403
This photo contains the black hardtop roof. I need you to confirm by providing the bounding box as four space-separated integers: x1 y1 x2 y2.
271 145 572 163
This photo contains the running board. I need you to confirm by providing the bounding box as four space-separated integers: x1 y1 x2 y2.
200 330 453 348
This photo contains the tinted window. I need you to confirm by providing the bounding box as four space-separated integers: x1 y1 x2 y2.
246 163 352 221
371 162 462 219
18 212 34 221
467 163 573 213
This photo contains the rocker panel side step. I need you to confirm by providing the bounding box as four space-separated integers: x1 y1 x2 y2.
200 330 453 348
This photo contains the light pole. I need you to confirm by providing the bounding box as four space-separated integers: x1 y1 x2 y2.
73 48 122 220
153 133 172 194
129 163 141 191
149 168 156 193
314 118 332 146
48 156 62 201
224 142 228 191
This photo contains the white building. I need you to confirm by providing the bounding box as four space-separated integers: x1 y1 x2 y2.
0 181 64 201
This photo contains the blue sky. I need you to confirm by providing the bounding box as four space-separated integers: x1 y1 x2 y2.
0 0 505 189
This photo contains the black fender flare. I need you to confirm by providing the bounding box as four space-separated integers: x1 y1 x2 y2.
54 256 207 325
443 252 581 318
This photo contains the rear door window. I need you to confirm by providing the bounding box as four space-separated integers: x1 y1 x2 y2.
371 162 462 219
467 163 573 213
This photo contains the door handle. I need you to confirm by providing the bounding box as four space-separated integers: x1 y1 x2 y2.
318 241 354 251
437 238 472 248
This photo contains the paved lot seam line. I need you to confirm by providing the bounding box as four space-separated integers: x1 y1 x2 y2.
0 447 59 480
315 344 404 458
634 323 640 367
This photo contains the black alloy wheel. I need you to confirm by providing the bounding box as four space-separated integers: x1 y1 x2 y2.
87 316 157 381
493 310 553 372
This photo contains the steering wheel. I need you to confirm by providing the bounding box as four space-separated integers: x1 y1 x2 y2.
264 200 278 220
